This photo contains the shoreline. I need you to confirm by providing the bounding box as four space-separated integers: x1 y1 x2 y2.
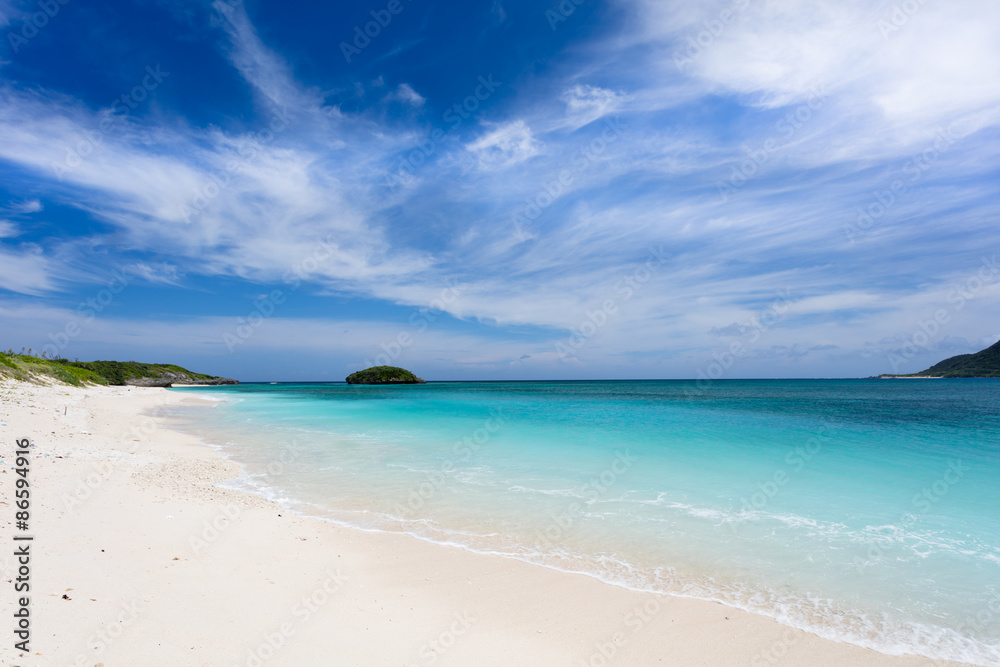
0 380 974 666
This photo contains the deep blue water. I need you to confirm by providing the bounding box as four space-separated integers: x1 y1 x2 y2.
166 379 1000 664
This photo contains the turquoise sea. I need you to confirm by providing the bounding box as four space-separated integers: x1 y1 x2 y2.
165 380 1000 665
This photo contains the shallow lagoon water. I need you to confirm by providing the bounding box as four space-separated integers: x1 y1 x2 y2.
165 379 1000 665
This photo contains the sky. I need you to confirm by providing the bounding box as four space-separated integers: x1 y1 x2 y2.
0 0 998 381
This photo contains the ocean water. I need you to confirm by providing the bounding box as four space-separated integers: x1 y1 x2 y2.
164 380 1000 665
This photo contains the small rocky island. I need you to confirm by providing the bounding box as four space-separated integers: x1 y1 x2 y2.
346 365 425 385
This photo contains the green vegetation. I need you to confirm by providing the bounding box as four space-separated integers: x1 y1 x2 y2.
67 360 221 386
0 349 237 386
0 351 109 386
881 339 1000 378
345 365 425 385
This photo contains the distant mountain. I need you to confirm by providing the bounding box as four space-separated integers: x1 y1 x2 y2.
881 339 1000 378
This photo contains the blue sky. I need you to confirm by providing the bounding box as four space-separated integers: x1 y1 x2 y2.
1 0 998 381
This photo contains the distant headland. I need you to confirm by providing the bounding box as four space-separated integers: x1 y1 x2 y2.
879 339 1000 378
346 365 425 385
0 350 237 387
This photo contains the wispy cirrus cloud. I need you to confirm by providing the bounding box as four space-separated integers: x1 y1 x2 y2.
560 84 629 131
385 83 426 107
627 0 1000 156
0 0 997 378
211 0 322 111
0 243 54 295
0 6 432 290
5 198 42 213
464 120 540 171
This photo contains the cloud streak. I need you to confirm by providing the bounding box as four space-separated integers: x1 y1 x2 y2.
0 0 997 378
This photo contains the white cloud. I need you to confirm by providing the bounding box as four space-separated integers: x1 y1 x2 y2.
0 63 431 293
211 0 320 111
386 83 426 107
11 199 42 213
125 261 183 286
0 244 53 295
789 292 883 315
0 0 998 380
632 0 1000 153
464 120 540 170
560 84 629 130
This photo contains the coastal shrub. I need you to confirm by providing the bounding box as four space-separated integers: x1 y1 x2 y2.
0 351 222 386
0 353 33 382
47 365 82 386
16 358 80 385
68 360 224 385
69 360 160 385
61 365 109 385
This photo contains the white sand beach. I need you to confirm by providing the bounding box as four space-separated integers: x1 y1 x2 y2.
0 380 971 666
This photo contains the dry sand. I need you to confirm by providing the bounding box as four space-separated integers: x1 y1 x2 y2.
0 379 970 666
